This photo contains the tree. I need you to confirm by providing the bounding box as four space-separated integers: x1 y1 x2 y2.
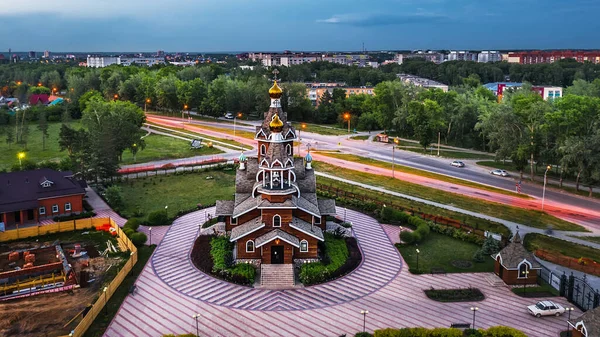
406 99 445 150
155 75 179 111
37 109 49 150
282 82 314 121
105 185 124 211
78 90 103 112
30 86 51 95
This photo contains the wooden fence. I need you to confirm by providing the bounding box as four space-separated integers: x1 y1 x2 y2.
0 218 138 337
317 183 496 241
536 250 600 277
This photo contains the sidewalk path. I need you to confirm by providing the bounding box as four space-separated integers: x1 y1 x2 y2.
105 208 576 337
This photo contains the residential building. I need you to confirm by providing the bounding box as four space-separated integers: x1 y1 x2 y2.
397 74 449 92
157 50 165 57
493 231 541 285
43 50 50 58
120 57 165 66
307 85 375 107
28 51 36 58
86 56 120 68
396 52 444 64
448 51 478 62
507 50 600 64
29 94 50 105
280 55 319 66
249 52 371 67
477 51 501 63
215 80 336 285
0 169 86 229
484 82 563 101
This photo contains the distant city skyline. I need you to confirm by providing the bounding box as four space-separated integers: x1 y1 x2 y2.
2 0 600 52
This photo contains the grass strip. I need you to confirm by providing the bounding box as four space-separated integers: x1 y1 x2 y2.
524 233 600 261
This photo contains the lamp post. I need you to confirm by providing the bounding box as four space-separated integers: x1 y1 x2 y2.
234 112 242 138
415 248 420 272
392 137 399 178
470 306 479 330
145 98 151 113
522 269 530 296
360 310 369 333
113 94 118 101
541 165 551 211
17 152 25 168
565 307 574 337
165 205 168 218
298 123 306 155
182 104 188 121
149 227 152 246
132 143 137 163
192 313 201 337
103 286 108 315
344 112 351 139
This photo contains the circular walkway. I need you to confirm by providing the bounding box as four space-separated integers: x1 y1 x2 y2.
151 207 402 311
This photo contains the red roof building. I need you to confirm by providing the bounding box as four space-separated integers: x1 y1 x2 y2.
29 94 50 105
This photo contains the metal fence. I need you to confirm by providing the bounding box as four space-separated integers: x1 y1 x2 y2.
538 263 600 311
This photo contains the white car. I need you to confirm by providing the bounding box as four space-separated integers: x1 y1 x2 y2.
451 161 465 168
490 169 509 177
224 112 234 119
527 301 565 317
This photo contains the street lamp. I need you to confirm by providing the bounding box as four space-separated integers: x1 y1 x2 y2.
149 227 152 245
415 248 420 272
103 286 108 315
521 269 530 296
17 152 25 168
132 143 137 163
360 310 369 333
541 165 551 211
182 104 188 121
192 313 201 337
565 307 574 337
145 98 151 113
344 112 351 139
165 205 168 218
234 112 242 138
470 307 479 330
392 137 399 178
298 123 306 155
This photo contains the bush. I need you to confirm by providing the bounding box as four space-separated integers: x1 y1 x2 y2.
53 211 96 222
123 228 135 237
380 207 410 223
299 233 349 285
372 327 526 337
124 218 141 231
400 230 415 244
146 210 169 226
355 333 373 337
229 263 256 281
210 236 234 271
473 249 486 262
129 232 148 246
484 326 527 337
105 185 124 211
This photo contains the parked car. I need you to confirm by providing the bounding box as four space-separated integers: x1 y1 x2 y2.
450 161 465 168
490 169 509 177
527 301 565 317
224 112 234 119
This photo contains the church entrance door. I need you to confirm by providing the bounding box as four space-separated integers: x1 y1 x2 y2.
271 246 284 264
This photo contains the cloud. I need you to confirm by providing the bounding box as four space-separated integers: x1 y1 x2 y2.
317 12 449 27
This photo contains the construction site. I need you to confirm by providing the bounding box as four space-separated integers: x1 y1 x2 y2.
0 229 126 337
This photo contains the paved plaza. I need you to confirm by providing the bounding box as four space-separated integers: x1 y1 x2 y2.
106 207 578 337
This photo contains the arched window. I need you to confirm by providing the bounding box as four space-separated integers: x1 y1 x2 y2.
518 262 530 278
300 240 308 252
273 214 281 227
286 144 292 155
260 144 266 156
246 240 255 253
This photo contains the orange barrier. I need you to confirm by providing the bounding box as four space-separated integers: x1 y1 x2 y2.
536 249 600 277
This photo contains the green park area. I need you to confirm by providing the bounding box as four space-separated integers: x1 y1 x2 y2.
184 122 256 140
292 122 351 136
398 145 495 160
397 232 495 273
569 236 600 244
315 152 528 199
350 135 369 140
524 233 600 262
112 168 236 220
146 122 251 150
313 162 587 232
121 133 222 164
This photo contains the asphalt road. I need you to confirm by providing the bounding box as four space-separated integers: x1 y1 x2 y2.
147 114 600 227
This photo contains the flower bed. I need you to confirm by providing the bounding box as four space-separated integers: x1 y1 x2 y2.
299 233 361 286
190 235 255 286
424 287 485 302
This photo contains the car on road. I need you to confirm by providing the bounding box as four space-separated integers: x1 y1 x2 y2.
527 301 565 317
224 112 234 119
490 169 509 177
450 161 465 168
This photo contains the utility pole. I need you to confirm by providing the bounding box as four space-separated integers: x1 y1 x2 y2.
437 132 441 157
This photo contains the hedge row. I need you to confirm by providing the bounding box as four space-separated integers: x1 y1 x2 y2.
299 233 349 285
372 326 527 337
209 236 255 285
53 211 96 222
123 218 147 246
380 207 430 244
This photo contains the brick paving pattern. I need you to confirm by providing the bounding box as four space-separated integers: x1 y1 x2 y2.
106 208 578 337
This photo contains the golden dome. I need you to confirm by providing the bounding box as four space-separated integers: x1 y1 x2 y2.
269 80 283 99
269 114 284 132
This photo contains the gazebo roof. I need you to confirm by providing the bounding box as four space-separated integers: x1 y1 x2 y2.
495 232 541 269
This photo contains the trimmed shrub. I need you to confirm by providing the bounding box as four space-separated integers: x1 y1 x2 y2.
299 233 350 285
372 327 526 337
129 232 148 246
124 218 141 231
484 326 527 337
146 210 169 226
355 333 373 337
380 207 410 223
400 230 415 244
229 263 256 281
210 236 234 272
123 228 135 237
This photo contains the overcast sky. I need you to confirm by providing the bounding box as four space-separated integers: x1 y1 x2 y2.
1 0 599 52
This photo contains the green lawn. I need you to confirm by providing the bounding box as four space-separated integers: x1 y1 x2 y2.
511 283 559 297
0 121 82 171
292 122 352 136
398 146 495 159
83 245 154 337
185 123 256 140
146 122 252 150
116 169 236 219
314 162 587 232
120 133 222 165
397 232 495 273
568 236 600 244
524 233 600 262
477 161 600 199
315 152 528 199
350 135 369 141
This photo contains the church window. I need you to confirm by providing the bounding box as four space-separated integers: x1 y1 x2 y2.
300 240 308 252
273 214 281 227
518 262 530 278
286 144 292 155
246 240 255 253
260 144 266 156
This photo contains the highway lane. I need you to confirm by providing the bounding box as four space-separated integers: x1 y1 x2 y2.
146 115 600 227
